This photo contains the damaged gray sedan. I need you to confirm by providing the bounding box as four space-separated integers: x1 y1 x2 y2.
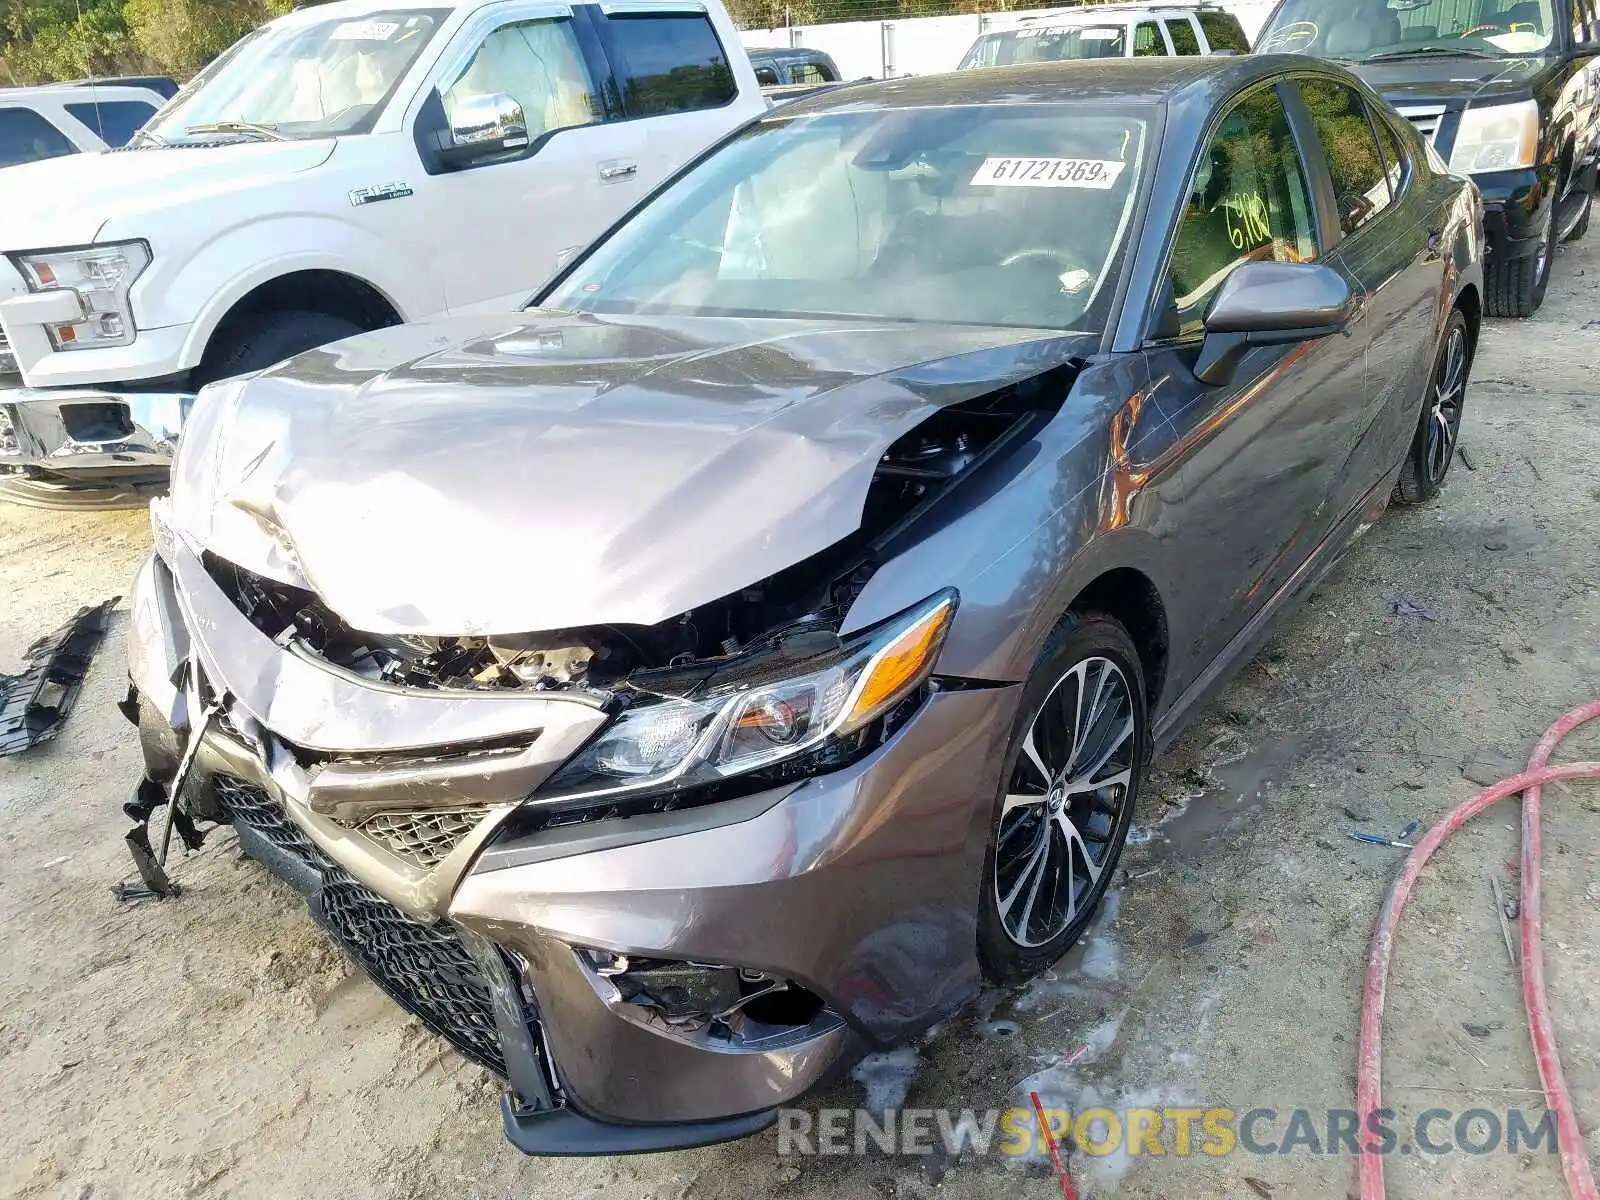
123 57 1482 1152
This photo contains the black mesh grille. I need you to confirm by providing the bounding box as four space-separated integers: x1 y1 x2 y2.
213 776 507 1076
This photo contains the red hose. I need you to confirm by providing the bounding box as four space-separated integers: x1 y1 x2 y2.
1357 699 1600 1200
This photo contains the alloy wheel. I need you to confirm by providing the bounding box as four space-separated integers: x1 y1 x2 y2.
1424 323 1468 486
1534 199 1556 283
993 657 1137 949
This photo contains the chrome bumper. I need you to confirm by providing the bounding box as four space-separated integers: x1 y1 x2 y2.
0 386 192 502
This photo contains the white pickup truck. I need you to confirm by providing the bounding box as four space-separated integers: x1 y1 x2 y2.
0 0 765 506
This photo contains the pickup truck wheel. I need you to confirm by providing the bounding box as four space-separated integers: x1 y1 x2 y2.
195 310 367 386
1485 198 1555 318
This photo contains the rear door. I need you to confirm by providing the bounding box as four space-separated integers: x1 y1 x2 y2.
1138 81 1363 688
1290 76 1440 516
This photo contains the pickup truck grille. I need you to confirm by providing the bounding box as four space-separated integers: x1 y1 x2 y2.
1394 104 1448 145
214 775 509 1076
0 328 16 379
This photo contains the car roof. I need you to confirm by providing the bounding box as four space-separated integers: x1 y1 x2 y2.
1014 2 1233 22
0 83 167 104
749 46 831 60
779 54 1313 116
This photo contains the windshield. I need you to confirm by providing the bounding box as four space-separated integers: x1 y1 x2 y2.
143 9 448 143
1258 0 1557 60
959 25 1128 69
543 105 1151 331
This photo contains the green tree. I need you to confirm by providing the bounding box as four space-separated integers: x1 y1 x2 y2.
1 0 133 81
123 0 292 79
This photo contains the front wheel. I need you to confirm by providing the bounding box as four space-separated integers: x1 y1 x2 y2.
1485 198 1555 318
978 613 1147 986
1393 309 1472 506
194 310 367 388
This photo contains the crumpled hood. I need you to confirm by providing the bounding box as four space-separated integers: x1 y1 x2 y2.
172 311 1090 636
1355 55 1548 106
0 141 334 250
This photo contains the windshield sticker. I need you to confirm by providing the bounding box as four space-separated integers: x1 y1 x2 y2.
971 157 1127 190
330 19 400 41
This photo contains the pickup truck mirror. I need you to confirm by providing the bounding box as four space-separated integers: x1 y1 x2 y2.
441 92 530 166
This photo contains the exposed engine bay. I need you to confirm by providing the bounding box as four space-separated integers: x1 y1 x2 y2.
203 367 1076 699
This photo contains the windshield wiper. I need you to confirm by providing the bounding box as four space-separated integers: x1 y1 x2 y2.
182 120 287 141
129 127 170 148
1364 46 1497 62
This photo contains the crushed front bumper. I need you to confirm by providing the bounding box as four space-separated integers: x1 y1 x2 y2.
126 545 1018 1151
0 386 192 508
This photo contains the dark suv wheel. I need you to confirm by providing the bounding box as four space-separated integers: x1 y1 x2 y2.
1486 197 1555 318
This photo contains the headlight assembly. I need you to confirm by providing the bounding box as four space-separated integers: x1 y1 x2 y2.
12 240 151 350
532 589 959 806
1449 100 1539 175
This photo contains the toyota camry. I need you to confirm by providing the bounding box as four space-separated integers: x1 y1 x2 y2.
121 55 1482 1153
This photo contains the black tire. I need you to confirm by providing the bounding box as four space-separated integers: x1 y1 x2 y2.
1564 179 1592 243
1485 197 1555 318
978 612 1149 986
194 310 366 387
1393 308 1472 507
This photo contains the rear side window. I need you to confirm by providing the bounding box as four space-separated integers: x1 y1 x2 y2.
65 100 159 148
605 13 736 116
793 62 828 84
1166 17 1202 54
1372 112 1407 193
1197 11 1252 51
0 107 78 168
1134 20 1168 54
1297 79 1392 236
754 64 780 85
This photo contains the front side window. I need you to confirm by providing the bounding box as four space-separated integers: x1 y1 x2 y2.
605 13 736 116
1135 21 1169 54
958 25 1129 67
1165 87 1318 338
143 9 447 143
443 19 601 137
1297 79 1391 235
65 100 160 148
1166 17 1203 54
1198 11 1252 52
0 107 78 167
545 105 1153 331
1259 0 1558 60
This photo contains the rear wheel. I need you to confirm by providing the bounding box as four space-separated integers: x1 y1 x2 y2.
1393 309 1471 506
978 613 1147 985
195 310 367 387
1485 197 1555 318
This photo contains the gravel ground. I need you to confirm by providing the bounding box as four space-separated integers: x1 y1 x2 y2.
2 234 1597 1200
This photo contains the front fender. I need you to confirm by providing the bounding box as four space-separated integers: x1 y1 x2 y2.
131 216 445 372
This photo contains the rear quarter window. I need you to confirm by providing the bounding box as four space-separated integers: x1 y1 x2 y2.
604 13 737 116
0 107 79 167
65 100 159 148
1166 17 1203 54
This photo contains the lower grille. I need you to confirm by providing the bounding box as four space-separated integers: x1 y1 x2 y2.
214 776 508 1076
0 328 15 378
358 807 490 870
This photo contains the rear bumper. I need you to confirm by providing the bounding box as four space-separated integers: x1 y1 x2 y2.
0 385 191 505
125 546 1016 1150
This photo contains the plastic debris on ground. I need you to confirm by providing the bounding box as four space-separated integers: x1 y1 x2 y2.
0 598 117 757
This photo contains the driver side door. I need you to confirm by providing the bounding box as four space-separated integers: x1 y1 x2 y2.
1140 82 1367 697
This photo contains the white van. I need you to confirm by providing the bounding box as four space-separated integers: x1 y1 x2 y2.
958 3 1252 69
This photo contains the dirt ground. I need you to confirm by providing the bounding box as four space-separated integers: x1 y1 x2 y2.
2 235 1597 1200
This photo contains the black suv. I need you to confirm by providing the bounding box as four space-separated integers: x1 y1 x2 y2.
1258 0 1600 315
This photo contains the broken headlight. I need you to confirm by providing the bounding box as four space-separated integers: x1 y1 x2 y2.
533 590 958 805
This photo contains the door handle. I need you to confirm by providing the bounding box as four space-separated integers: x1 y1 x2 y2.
598 160 637 182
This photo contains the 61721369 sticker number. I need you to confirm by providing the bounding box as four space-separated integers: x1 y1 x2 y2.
970 156 1127 190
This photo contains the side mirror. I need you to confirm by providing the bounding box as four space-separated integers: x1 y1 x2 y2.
442 92 529 165
1195 260 1356 386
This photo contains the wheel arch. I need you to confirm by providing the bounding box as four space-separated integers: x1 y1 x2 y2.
193 269 404 376
1066 566 1170 712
